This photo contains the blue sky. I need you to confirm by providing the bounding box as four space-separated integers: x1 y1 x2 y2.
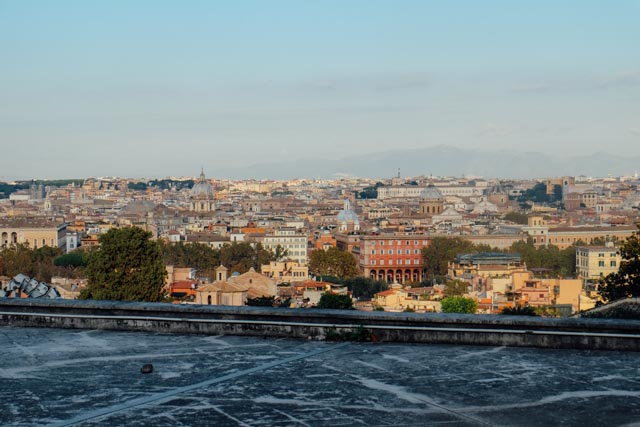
1 1 639 179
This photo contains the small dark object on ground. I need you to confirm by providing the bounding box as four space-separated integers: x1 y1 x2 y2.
140 364 154 374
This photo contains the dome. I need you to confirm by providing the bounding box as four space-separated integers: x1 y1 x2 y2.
336 199 360 223
191 170 215 200
420 186 443 200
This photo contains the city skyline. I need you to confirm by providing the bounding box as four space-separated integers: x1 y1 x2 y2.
1 1 639 179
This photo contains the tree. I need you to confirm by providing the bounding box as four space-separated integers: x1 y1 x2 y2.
440 296 477 314
316 293 353 309
501 305 538 316
504 212 529 225
80 227 167 302
246 296 276 306
444 279 468 297
598 225 640 301
309 247 359 279
422 237 476 278
54 251 87 268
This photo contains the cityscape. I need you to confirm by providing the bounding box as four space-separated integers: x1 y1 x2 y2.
2 1 640 425
1 171 640 315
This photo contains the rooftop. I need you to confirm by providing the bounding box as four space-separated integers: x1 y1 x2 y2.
2 326 639 426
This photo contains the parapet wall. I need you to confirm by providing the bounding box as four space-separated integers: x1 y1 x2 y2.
1 299 639 351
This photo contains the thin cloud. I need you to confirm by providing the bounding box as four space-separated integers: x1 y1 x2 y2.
302 72 430 93
597 71 640 89
477 123 515 137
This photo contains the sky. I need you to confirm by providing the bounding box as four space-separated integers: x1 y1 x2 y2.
1 0 639 179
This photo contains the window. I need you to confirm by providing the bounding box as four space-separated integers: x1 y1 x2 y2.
380 260 385 265
610 261 617 267
371 260 376 265
371 250 376 255
397 250 402 254
406 249 410 254
598 261 605 267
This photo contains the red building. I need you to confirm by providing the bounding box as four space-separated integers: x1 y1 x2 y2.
358 234 429 284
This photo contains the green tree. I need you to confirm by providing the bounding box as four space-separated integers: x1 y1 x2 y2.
80 226 167 302
504 212 529 225
444 279 468 297
316 292 354 309
598 225 640 301
440 296 477 314
501 305 538 316
309 247 359 279
54 251 87 268
246 295 276 306
422 237 476 278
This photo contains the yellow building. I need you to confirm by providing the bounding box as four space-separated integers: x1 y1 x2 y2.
448 253 526 279
575 245 621 281
0 218 66 250
545 226 636 249
375 284 441 312
260 260 309 283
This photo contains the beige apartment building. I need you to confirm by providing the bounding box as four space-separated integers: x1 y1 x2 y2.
0 218 67 250
263 228 308 265
576 245 621 281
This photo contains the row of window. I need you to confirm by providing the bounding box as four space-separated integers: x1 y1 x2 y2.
371 240 428 246
370 259 422 266
371 249 421 255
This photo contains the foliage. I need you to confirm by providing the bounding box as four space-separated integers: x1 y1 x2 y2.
246 295 276 306
422 236 577 280
316 292 354 310
220 242 274 274
315 275 388 299
598 226 640 301
325 325 372 342
501 305 538 316
357 182 384 199
272 244 289 261
440 296 477 314
444 279 468 297
509 241 575 277
421 237 477 278
309 247 359 279
159 240 276 279
79 227 167 302
374 306 385 311
403 307 415 312
0 243 66 281
128 179 194 191
54 251 87 268
517 182 561 204
278 297 292 308
504 212 529 225
158 241 220 279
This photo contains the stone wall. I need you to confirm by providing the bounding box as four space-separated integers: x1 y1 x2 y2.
1 299 639 351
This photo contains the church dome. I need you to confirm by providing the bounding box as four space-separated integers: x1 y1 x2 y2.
191 170 215 200
337 199 359 223
420 186 443 200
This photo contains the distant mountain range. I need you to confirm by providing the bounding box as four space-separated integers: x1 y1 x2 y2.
216 146 640 180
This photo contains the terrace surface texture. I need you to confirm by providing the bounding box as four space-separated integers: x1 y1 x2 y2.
2 326 640 426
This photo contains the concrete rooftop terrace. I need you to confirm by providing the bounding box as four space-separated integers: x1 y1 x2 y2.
2 327 640 426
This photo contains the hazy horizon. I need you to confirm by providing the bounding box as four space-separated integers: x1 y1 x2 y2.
1 1 639 179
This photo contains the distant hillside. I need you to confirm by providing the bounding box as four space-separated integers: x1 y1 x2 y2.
216 146 640 179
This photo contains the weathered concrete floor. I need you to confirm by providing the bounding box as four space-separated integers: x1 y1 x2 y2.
1 327 639 426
